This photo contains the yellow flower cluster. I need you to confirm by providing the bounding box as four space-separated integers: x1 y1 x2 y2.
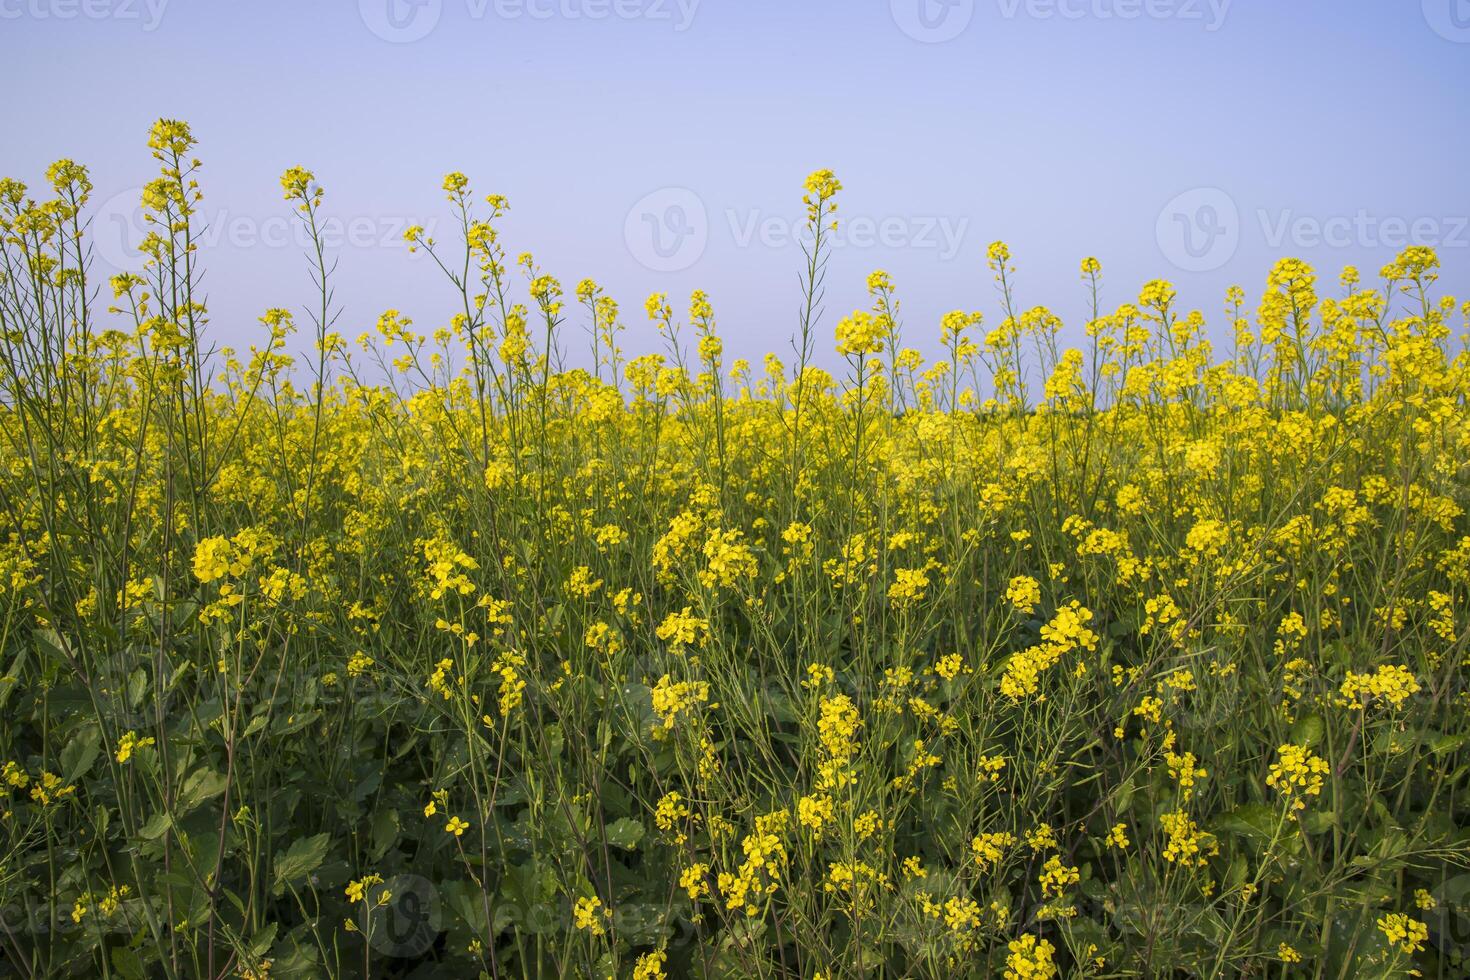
1005 933 1058 979
1000 601 1098 700
1340 664 1420 710
1267 744 1330 812
6 135 1470 978
1375 912 1428 955
650 675 710 731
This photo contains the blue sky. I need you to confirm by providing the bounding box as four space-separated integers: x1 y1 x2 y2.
2 0 1467 367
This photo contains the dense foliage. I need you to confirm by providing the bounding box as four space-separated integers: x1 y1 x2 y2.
2 122 1469 978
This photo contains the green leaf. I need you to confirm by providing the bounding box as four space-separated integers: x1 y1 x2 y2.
1215 804 1282 841
138 811 174 841
111 946 147 980
268 943 320 980
0 644 28 712
275 710 320 735
249 922 279 959
1290 714 1324 748
1427 730 1468 756
1223 854 1248 893
33 629 73 661
61 725 102 783
1302 809 1337 834
370 808 399 861
1112 776 1135 814
605 818 645 850
126 668 148 711
272 833 332 895
178 768 228 813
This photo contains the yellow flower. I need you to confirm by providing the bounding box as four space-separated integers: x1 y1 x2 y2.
1376 912 1428 955
680 863 710 902
279 166 317 203
1026 824 1058 852
802 169 842 222
1340 665 1420 710
934 653 966 680
442 171 470 198
1006 575 1041 614
1038 855 1079 898
344 874 383 904
114 731 155 765
632 949 667 980
572 895 607 935
650 675 710 732
816 695 862 762
797 794 833 835
445 815 469 836
1267 744 1330 812
1005 933 1057 979
971 831 1016 871
655 607 710 651
835 310 887 357
1159 810 1214 867
192 536 236 583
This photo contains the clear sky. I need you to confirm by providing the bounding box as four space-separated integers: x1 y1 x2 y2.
3 0 1468 369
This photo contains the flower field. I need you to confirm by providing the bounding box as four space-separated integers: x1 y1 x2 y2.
2 121 1469 979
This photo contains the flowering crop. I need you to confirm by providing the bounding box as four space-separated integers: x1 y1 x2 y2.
0 123 1468 978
